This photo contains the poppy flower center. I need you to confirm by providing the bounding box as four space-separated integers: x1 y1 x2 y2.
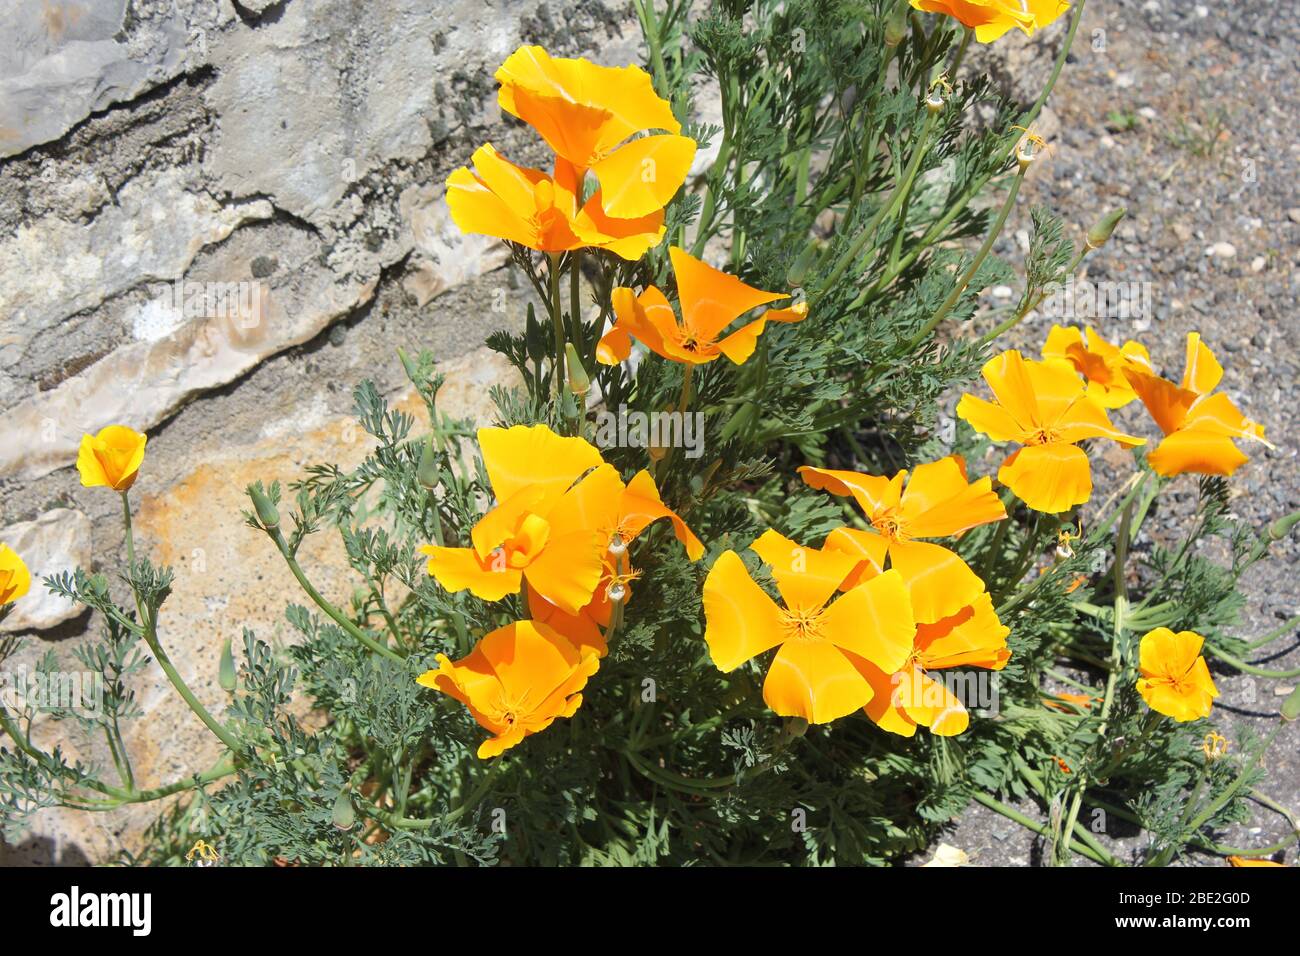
675 328 713 354
780 606 826 642
870 509 909 541
1026 426 1062 446
501 513 552 568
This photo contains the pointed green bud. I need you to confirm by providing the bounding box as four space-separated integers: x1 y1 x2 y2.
1282 683 1300 722
397 347 420 383
565 343 590 398
417 435 440 491
332 788 357 831
1086 208 1127 250
1268 509 1300 542
786 240 820 288
884 2 909 47
218 637 237 692
247 482 279 530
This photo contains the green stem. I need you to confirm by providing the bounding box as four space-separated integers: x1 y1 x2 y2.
819 109 939 295
972 791 1110 865
270 528 403 663
979 247 1086 346
1203 644 1300 679
908 167 1025 350
548 252 565 402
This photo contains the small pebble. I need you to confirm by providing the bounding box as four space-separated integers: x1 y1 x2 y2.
1205 242 1237 258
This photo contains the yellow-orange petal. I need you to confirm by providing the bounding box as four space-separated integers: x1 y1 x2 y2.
669 246 785 343
819 568 917 675
1147 428 1249 478
762 638 875 725
887 538 987 625
900 456 1007 538
998 442 1093 514
76 425 147 491
856 657 919 737
956 393 1024 443
979 350 1040 431
797 465 903 517
917 592 1011 671
751 528 859 614
1181 332 1224 395
478 423 605 506
522 528 605 616
822 526 889 589
618 469 704 560
701 550 786 671
0 545 32 606
896 666 970 736
590 133 697 219
422 544 523 601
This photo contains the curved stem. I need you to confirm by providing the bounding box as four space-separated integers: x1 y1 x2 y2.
270 528 403 663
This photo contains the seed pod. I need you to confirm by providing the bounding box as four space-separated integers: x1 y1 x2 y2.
218 637 237 692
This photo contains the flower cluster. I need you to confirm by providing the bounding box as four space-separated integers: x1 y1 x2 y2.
445 46 697 259
418 423 701 756
958 326 1270 514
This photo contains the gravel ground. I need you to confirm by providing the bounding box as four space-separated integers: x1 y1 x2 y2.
922 0 1299 866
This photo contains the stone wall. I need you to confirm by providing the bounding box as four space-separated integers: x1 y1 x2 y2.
0 0 648 864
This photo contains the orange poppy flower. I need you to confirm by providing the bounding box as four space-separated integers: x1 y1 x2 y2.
1123 333 1271 478
702 531 916 725
1042 324 1151 409
0 544 31 607
445 144 666 260
957 349 1144 514
494 46 697 219
420 424 610 615
76 424 148 492
911 0 1070 42
525 466 703 655
595 246 808 367
417 619 600 758
856 592 1010 737
798 455 1005 623
1226 856 1285 867
1136 627 1219 722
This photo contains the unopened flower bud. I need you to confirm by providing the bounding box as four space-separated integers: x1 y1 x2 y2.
786 240 820 288
332 789 357 831
1085 208 1127 251
247 482 279 530
1283 683 1300 722
417 435 440 491
1268 509 1300 542
884 2 908 47
565 343 590 398
218 637 237 692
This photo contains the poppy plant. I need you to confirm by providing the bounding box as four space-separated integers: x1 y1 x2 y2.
957 349 1144 514
910 0 1071 42
420 424 611 615
857 592 1010 737
494 46 697 219
445 144 666 260
596 246 808 367
76 425 148 492
702 530 916 725
1042 324 1151 409
1135 627 1219 722
417 619 601 758
799 455 1006 623
1123 333 1271 478
0 544 31 607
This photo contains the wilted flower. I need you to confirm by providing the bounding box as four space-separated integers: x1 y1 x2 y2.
417 620 600 758
596 246 807 367
1123 333 1271 477
957 349 1144 514
1136 627 1219 722
76 425 147 492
